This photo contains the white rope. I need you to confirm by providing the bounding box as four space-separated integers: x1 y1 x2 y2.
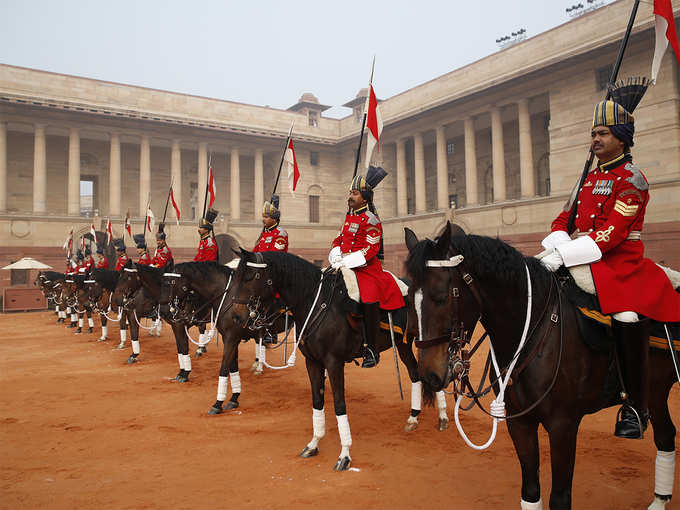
454 263 533 450
184 275 232 347
260 275 323 370
134 309 158 331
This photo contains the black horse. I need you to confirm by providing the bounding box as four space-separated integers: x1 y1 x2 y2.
111 262 164 364
229 249 465 470
87 268 125 342
405 223 679 510
36 271 66 322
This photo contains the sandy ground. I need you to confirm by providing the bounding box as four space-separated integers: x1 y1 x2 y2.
1 310 679 510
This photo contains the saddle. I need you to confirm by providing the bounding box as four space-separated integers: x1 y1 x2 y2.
559 265 680 352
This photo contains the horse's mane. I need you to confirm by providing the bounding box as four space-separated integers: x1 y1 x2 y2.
407 234 550 292
42 271 65 282
174 261 232 282
135 263 163 282
92 268 120 290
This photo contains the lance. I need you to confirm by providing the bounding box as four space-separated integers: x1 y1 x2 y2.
271 121 295 198
351 56 376 181
567 0 640 233
202 152 212 219
162 177 174 225
142 193 151 236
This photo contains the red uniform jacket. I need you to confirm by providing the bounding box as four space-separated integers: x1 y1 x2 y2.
83 255 95 272
95 257 109 270
115 254 130 272
552 153 680 322
194 235 219 262
137 252 152 266
253 225 289 252
151 245 173 268
332 206 404 310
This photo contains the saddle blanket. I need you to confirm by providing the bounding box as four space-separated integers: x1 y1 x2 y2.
340 266 409 303
569 263 680 296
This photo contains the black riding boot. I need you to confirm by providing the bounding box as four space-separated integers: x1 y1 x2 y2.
361 302 381 368
613 318 650 439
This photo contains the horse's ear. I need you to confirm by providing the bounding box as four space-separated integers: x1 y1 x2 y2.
404 228 419 253
450 222 466 237
166 260 174 272
436 222 452 252
125 259 132 268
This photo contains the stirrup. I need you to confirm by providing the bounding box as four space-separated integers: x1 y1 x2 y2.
614 403 647 439
361 348 379 368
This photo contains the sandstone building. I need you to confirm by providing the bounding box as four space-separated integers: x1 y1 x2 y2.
0 1 678 291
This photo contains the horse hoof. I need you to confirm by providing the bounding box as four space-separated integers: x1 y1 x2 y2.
177 374 189 383
404 421 418 432
253 369 263 376
88 328 93 334
333 456 351 471
194 350 203 359
126 355 138 364
299 446 319 458
114 343 125 350
208 406 223 415
224 400 239 410
97 337 107 342
437 418 449 432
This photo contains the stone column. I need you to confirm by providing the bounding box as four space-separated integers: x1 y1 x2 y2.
230 148 240 220
254 148 263 219
197 142 208 218
518 98 535 198
171 140 182 214
435 125 449 210
31 124 48 214
490 107 506 202
0 118 7 212
139 135 150 216
67 127 80 215
109 133 121 216
414 132 426 213
464 117 478 206
396 139 407 216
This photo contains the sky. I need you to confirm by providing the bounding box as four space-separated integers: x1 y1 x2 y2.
0 0 615 118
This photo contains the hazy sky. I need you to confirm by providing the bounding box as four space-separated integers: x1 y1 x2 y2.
0 0 615 118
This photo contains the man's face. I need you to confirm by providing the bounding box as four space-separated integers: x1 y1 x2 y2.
156 239 165 249
198 227 209 237
116 249 125 257
348 190 367 210
591 125 624 161
136 247 145 256
262 213 277 229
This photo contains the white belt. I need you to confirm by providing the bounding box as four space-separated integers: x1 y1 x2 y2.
575 230 641 241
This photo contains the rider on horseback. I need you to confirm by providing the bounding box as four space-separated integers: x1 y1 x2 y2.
540 80 680 439
328 166 405 368
134 234 152 266
253 195 289 253
194 208 219 262
95 244 108 269
113 239 129 271
151 223 173 269
83 245 95 272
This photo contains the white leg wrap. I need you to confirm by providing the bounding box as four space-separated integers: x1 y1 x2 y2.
66 307 71 314
336 414 352 459
436 391 447 419
411 381 423 411
71 314 77 322
183 354 192 372
55 305 60 312
131 340 140 355
120 329 127 342
59 311 65 318
520 499 543 510
613 311 638 323
259 344 266 363
88 318 94 328
198 333 206 347
101 326 108 338
307 407 326 449
177 353 184 370
654 450 675 496
155 319 162 333
229 371 241 393
217 375 228 401
78 318 83 327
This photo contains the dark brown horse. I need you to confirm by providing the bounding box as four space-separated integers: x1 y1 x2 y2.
404 222 678 510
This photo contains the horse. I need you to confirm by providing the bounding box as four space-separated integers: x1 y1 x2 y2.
71 273 97 335
229 249 475 470
404 222 679 510
86 268 124 342
36 271 66 322
110 261 163 364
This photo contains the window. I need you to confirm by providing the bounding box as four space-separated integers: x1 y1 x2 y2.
447 142 455 154
449 194 458 209
596 64 614 91
190 182 198 220
80 176 97 217
308 111 319 127
309 195 320 223
310 151 320 166
11 269 28 286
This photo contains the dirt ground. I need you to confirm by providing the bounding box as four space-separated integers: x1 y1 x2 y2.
1 310 678 510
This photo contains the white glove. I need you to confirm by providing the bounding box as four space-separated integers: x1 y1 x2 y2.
328 246 342 265
540 250 564 272
541 230 571 251
331 260 344 270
